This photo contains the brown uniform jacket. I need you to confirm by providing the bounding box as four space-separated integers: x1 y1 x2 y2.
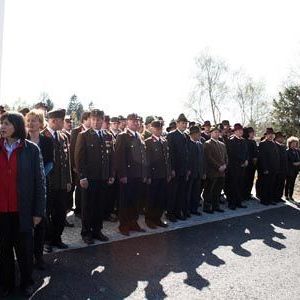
70 125 86 172
145 135 171 179
75 128 114 181
114 129 147 179
41 128 72 190
204 138 228 178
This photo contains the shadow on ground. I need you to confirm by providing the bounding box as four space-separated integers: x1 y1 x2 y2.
27 205 300 299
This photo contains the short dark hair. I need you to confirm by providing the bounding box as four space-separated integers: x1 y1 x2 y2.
80 111 91 123
0 112 26 140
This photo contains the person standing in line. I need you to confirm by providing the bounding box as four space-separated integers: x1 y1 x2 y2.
0 112 46 298
203 126 228 213
145 120 170 229
285 136 300 201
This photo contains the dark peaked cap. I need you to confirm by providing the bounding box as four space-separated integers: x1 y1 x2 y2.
47 109 66 119
177 113 188 122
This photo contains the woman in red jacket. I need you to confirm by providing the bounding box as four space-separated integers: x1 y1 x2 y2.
0 112 46 298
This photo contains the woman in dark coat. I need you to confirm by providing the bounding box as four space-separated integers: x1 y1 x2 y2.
26 109 54 270
285 136 300 201
0 112 46 298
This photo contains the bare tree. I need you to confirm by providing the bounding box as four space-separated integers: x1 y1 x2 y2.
232 70 269 128
186 50 228 125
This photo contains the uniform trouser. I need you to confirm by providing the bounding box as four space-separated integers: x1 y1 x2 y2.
260 172 276 204
119 179 143 230
104 181 119 217
227 166 245 207
274 172 286 201
285 173 298 198
45 189 67 244
81 180 105 238
145 178 167 223
167 176 187 217
0 213 33 290
33 218 45 261
244 165 256 199
186 176 201 214
74 185 82 215
203 177 225 210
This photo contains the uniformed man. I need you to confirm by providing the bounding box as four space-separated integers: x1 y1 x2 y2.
166 113 191 222
75 109 114 244
145 120 171 229
201 120 211 141
114 113 148 236
226 123 248 210
187 126 205 216
142 116 155 140
70 111 91 217
203 126 228 213
109 117 121 140
41 109 72 251
118 115 127 132
274 132 288 203
258 128 280 205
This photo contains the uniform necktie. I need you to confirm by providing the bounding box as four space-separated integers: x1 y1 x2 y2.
54 131 58 142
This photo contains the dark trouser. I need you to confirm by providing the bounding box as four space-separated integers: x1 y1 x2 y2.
227 166 245 207
145 178 167 223
260 172 276 204
34 217 45 261
74 185 82 215
274 173 286 202
0 213 33 290
104 180 119 218
186 176 201 214
167 176 187 217
285 173 298 199
244 165 256 199
119 178 143 230
203 177 225 210
45 189 67 244
81 180 106 238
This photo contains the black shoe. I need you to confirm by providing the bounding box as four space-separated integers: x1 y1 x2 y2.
119 228 130 236
44 243 53 253
191 211 202 216
104 215 118 222
278 199 285 203
185 213 191 218
65 220 74 228
155 220 168 228
176 215 186 221
203 209 214 214
146 221 157 229
214 208 225 213
82 236 95 245
52 241 68 249
228 205 236 210
237 204 247 209
35 258 46 271
130 225 146 233
260 201 269 206
166 215 177 222
270 201 277 205
93 232 109 242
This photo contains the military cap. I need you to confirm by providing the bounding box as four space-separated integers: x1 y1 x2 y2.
151 119 163 128
189 121 196 128
34 102 48 110
19 107 30 116
247 126 254 133
189 125 200 135
145 115 155 125
104 115 110 123
118 115 126 121
265 127 275 135
110 117 119 123
177 113 188 123
233 123 243 131
203 120 211 127
222 120 230 126
138 116 144 123
90 109 104 118
127 113 140 121
47 108 66 119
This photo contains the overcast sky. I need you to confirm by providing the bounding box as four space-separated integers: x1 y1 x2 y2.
1 0 300 122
